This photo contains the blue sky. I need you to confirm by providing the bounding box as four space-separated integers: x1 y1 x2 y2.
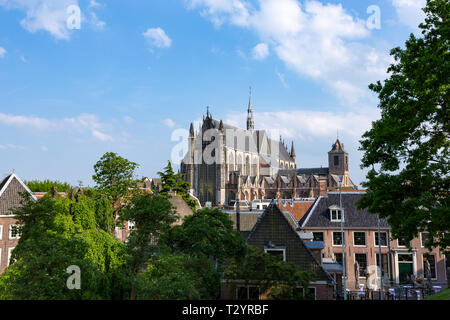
0 0 427 187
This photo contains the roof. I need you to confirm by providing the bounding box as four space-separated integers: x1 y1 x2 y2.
296 167 329 176
278 199 314 221
329 139 347 153
34 192 68 200
168 192 194 225
0 173 37 215
304 241 325 250
246 203 335 284
300 191 390 229
226 212 263 231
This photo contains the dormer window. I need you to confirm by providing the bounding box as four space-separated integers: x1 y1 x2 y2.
329 205 343 222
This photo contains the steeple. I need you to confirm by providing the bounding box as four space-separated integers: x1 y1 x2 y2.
290 141 296 158
246 87 254 131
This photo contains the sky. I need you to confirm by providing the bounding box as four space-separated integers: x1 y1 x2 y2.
0 0 428 188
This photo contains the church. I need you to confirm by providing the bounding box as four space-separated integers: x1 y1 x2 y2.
180 93 357 206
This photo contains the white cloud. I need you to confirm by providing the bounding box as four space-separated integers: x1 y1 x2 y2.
88 0 101 9
0 47 6 58
0 112 114 142
392 0 426 31
0 0 79 40
0 143 25 150
123 116 134 124
41 146 48 151
251 42 269 60
187 0 391 107
143 27 172 49
162 118 176 128
275 69 288 88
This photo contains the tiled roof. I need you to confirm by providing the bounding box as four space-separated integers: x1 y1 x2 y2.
296 167 329 176
0 173 36 215
300 192 390 229
278 200 314 221
227 212 262 231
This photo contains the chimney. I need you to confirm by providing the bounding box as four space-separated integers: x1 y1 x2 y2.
236 197 240 232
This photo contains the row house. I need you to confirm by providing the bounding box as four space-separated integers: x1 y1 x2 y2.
0 173 37 274
299 191 449 292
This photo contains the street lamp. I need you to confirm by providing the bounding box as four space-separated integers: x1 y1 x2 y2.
339 179 347 300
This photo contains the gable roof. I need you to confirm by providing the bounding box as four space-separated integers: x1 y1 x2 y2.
246 202 335 284
0 173 37 215
300 191 390 229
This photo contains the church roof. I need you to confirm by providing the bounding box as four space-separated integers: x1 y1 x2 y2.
329 139 347 153
296 167 330 176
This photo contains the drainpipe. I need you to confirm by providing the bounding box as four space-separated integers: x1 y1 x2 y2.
236 197 241 233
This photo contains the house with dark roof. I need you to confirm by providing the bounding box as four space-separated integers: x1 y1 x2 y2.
0 173 36 273
300 191 449 293
222 203 336 300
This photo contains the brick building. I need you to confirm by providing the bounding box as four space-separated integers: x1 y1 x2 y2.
299 191 449 292
0 173 37 274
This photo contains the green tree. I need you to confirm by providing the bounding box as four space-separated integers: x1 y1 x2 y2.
163 208 247 267
92 152 139 220
135 253 219 300
157 161 197 210
0 193 129 300
357 0 449 252
119 192 178 299
24 179 73 193
224 246 313 300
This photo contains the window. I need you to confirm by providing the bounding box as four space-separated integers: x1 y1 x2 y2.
0 225 3 240
265 249 286 261
313 232 324 242
306 287 316 300
397 237 409 247
9 225 21 239
376 253 390 277
236 286 259 300
421 233 430 247
423 254 437 279
285 183 289 188
334 155 339 166
7 247 15 266
333 232 345 246
375 232 388 246
334 253 343 266
355 253 368 277
128 221 135 230
353 232 366 246
330 209 342 222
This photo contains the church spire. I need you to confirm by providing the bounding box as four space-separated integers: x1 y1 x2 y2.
246 87 254 131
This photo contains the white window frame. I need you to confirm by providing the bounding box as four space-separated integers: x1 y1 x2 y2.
353 231 367 247
7 247 15 266
264 248 286 262
397 238 409 248
0 225 3 240
332 231 344 247
354 253 368 278
330 209 342 222
0 248 2 268
374 231 388 247
9 224 21 240
128 221 135 231
422 253 438 281
312 231 324 242
420 232 429 248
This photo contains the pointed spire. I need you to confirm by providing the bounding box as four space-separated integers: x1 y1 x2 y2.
189 123 194 137
219 119 224 132
291 141 296 157
246 87 254 131
206 106 210 118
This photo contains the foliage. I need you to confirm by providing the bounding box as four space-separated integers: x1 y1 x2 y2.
118 191 178 299
162 207 247 265
24 179 73 193
135 253 219 300
92 152 139 218
156 161 197 210
0 193 129 300
223 246 314 300
357 0 449 253
425 287 450 300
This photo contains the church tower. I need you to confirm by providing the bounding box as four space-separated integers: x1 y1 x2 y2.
246 87 254 131
328 138 349 186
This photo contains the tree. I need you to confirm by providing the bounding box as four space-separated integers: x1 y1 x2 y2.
357 0 449 252
118 192 178 299
24 179 73 193
92 152 139 220
0 193 129 300
157 161 197 210
163 208 247 267
135 253 219 300
223 246 313 300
